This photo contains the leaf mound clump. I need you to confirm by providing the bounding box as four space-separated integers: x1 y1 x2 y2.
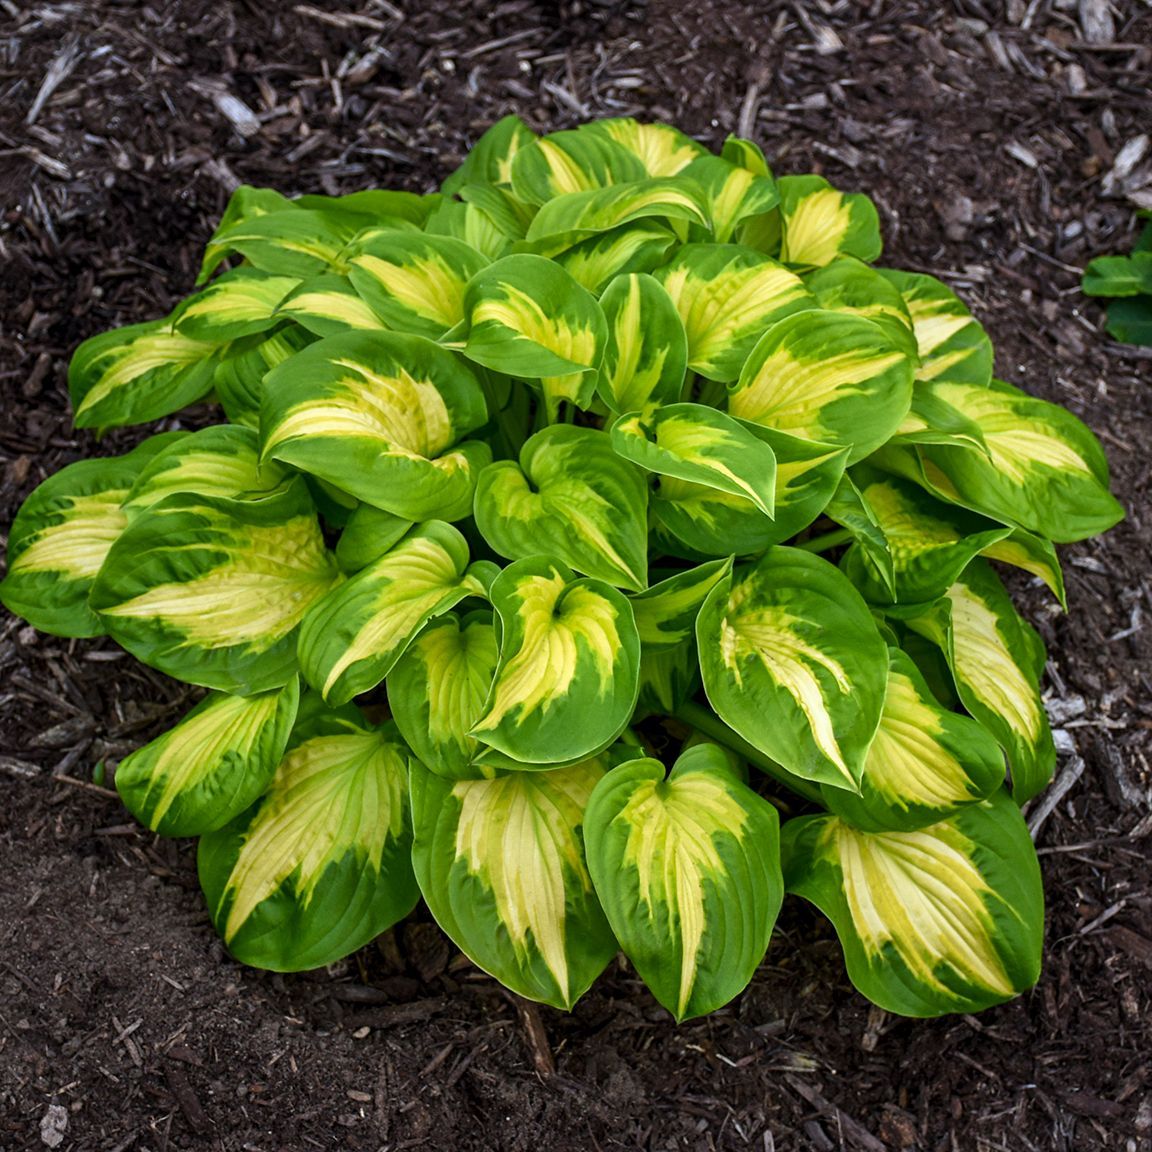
1 116 1124 1020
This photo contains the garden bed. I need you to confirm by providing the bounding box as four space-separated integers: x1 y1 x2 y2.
1 1 1150 1148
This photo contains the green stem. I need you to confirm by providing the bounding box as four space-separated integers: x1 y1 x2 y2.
795 527 852 554
675 700 824 806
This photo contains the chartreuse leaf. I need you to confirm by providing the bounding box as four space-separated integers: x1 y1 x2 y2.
581 118 708 177
214 326 313 428
198 722 418 972
525 179 709 244
274 274 386 336
347 232 489 339
777 175 882 267
410 756 616 1009
0 434 179 638
441 114 537 194
629 560 732 650
803 257 918 357
175 268 301 343
681 154 779 244
585 745 782 1020
652 430 848 558
597 272 688 415
459 254 607 413
261 331 490 523
906 560 1055 803
334 504 412 574
721 135 772 178
91 482 340 694
298 522 485 707
124 425 291 513
554 222 678 295
913 379 1124 543
387 611 499 781
611 403 777 517
781 791 1043 1016
839 466 1011 605
730 310 914 463
470 557 640 765
879 270 993 386
116 678 300 838
69 318 218 431
981 528 1066 607
655 244 814 381
821 648 1004 832
697 549 887 790
510 128 647 206
425 195 522 262
474 425 649 591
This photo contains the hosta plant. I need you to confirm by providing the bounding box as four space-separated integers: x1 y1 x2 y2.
2 117 1124 1021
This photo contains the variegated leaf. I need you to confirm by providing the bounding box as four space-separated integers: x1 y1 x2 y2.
474 425 649 591
697 548 888 790
581 118 708 178
334 504 413 574
347 231 490 339
782 791 1043 1016
821 648 1005 832
878 270 993 385
297 521 485 707
198 185 295 283
116 679 300 837
0 434 180 637
652 429 849 558
889 379 990 453
553 221 678 295
905 560 1054 802
636 640 699 717
274 274 387 336
424 195 522 262
69 317 218 430
174 268 301 343
823 472 896 599
91 482 341 694
213 326 314 428
458 254 607 413
655 244 814 381
721 135 773 179
839 465 1011 605
296 189 436 226
470 556 641 765
510 128 647 206
261 331 490 523
441 114 537 194
730 309 914 463
981 528 1066 607
387 611 499 781
680 154 779 244
198 206 369 279
124 425 291 513
611 403 777 517
198 723 418 971
913 379 1124 543
802 256 918 357
410 757 617 1009
525 179 709 244
597 272 688 415
777 174 882 267
585 744 783 1020
629 559 732 650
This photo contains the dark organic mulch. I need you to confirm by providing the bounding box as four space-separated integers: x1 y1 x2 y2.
2 2 1151 1149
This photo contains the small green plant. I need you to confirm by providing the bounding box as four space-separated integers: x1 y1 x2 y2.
1082 209 1152 346
2 117 1123 1020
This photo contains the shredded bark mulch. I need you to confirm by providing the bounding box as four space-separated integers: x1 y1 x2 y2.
1 2 1150 1149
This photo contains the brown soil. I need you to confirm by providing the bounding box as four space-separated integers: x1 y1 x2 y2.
2 2 1151 1150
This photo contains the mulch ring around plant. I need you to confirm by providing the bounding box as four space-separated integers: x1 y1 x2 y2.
2 1 1151 1149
